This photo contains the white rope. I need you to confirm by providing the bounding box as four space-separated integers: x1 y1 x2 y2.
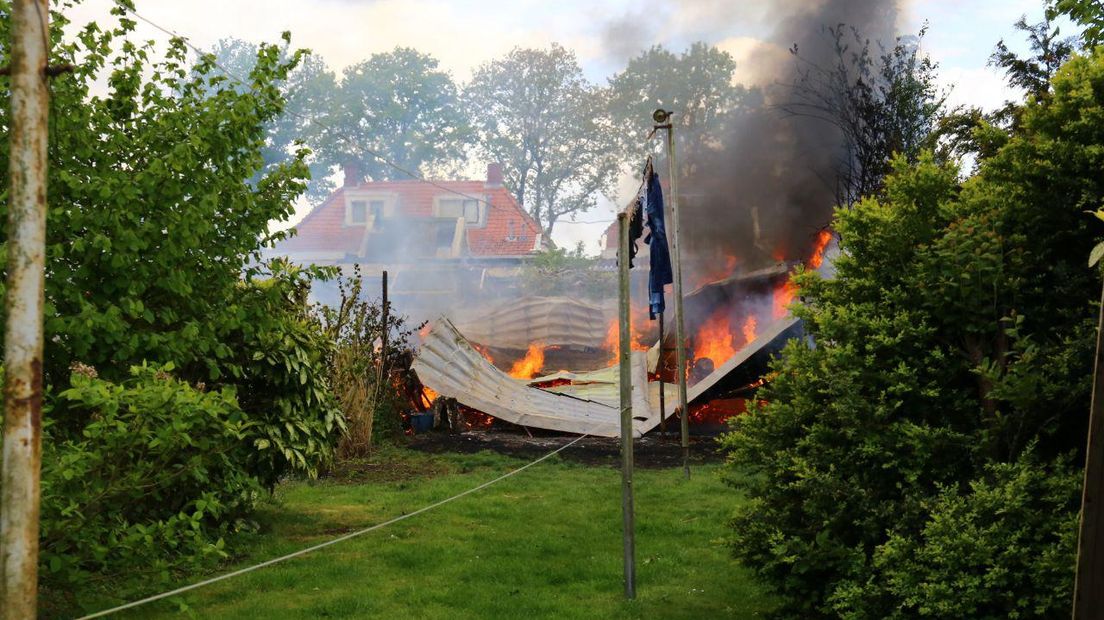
76 434 588 619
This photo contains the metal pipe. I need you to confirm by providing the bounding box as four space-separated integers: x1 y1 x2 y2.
658 311 666 435
664 122 691 479
1073 279 1104 620
617 211 636 599
1 0 50 616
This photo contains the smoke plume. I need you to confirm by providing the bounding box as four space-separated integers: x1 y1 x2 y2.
668 0 902 274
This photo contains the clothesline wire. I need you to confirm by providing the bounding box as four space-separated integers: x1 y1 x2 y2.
76 433 589 619
111 0 635 235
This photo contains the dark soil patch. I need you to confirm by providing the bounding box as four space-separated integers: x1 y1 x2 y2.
325 450 455 484
407 429 725 468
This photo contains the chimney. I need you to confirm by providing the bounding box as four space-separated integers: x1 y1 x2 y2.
343 161 362 187
485 162 504 188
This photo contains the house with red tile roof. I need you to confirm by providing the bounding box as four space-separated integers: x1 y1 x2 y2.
276 163 544 264
272 163 547 316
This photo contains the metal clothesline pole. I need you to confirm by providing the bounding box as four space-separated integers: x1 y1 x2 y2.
616 211 636 599
658 311 666 434
652 109 691 479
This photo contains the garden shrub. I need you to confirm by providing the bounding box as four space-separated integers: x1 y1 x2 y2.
41 364 261 584
313 266 418 455
225 261 345 487
829 456 1080 619
0 3 347 588
723 47 1104 618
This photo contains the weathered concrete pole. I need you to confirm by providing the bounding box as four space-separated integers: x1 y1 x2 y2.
1 0 50 617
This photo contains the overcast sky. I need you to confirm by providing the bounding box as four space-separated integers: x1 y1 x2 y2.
64 0 1067 252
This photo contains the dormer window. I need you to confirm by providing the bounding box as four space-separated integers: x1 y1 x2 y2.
434 196 482 224
506 220 518 241
348 200 370 225
345 193 394 227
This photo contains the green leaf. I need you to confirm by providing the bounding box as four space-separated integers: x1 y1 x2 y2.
1089 241 1104 267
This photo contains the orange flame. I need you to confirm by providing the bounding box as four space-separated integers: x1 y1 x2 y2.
421 386 438 408
694 311 736 367
419 322 433 340
809 230 832 269
694 253 740 288
472 343 494 364
742 315 758 344
772 278 798 319
690 398 748 424
604 315 653 365
508 343 546 379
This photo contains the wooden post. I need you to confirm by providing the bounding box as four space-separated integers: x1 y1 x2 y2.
664 120 691 479
380 270 389 367
617 212 636 599
1074 280 1104 620
1 1 50 617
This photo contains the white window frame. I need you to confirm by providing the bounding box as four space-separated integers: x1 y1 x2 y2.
344 192 396 227
433 195 483 225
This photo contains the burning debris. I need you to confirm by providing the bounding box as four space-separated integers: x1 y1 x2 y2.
508 343 546 379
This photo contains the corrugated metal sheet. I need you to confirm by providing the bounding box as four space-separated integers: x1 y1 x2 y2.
450 296 613 350
413 315 801 437
413 319 667 437
686 316 800 401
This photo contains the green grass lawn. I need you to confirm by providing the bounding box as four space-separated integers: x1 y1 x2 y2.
66 447 774 619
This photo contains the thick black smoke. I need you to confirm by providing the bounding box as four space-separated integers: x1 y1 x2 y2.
644 1 901 275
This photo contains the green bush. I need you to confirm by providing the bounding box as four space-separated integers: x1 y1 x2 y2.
0 5 347 588
829 456 1079 619
313 266 418 456
723 47 1104 618
226 260 345 487
41 364 261 584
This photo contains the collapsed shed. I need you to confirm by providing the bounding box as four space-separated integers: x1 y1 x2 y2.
412 306 802 437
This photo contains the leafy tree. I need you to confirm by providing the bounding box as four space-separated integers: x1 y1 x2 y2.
318 47 472 181
934 15 1077 167
783 26 946 206
991 15 1078 102
607 42 751 177
723 46 1104 617
519 245 614 299
0 1 344 587
204 37 338 202
9 14 306 387
465 44 619 237
1050 0 1104 47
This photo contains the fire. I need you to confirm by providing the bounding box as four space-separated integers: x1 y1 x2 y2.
694 310 736 367
772 278 798 319
460 409 495 430
808 230 832 269
472 343 494 364
419 321 433 340
421 386 438 408
690 398 748 424
742 315 758 344
694 253 740 287
508 343 546 379
604 315 653 365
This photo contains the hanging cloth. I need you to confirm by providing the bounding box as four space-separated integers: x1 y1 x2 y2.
644 165 673 320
